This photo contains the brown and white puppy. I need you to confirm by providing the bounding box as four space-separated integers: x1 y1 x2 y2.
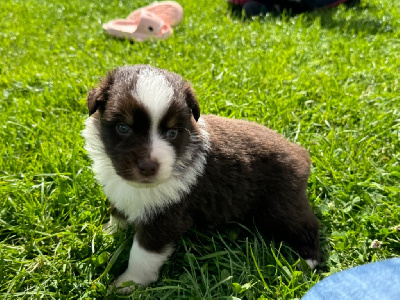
82 65 321 293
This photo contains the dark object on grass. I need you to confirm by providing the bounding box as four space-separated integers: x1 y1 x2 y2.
228 0 361 17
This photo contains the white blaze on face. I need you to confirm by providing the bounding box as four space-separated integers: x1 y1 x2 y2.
133 68 174 126
132 68 176 182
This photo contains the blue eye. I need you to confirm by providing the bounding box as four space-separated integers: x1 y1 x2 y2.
166 129 178 140
116 123 130 135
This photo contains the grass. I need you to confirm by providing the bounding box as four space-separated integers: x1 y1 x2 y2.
1 0 399 298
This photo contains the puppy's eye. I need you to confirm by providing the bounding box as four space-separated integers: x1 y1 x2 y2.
116 123 131 135
166 129 178 140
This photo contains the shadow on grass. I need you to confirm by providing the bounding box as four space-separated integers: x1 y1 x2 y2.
318 10 394 35
227 1 392 36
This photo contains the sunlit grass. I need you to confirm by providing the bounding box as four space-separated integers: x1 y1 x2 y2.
1 0 399 298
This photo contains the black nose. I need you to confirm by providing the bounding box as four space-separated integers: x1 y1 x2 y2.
138 160 159 177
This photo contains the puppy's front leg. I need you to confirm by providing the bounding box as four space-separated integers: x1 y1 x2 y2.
113 236 174 294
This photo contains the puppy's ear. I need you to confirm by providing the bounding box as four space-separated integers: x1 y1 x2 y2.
87 70 116 116
183 82 200 122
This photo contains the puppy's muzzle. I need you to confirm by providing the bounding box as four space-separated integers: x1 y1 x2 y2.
138 159 159 177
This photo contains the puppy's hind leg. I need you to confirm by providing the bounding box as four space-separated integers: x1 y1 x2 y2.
256 195 321 269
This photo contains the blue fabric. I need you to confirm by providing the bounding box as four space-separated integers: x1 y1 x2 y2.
302 258 400 300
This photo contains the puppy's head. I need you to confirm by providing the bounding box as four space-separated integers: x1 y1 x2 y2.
87 65 200 186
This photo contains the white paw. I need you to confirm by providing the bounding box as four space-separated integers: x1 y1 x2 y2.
111 273 137 294
115 286 135 295
305 259 319 270
102 221 119 234
102 219 128 234
109 236 174 294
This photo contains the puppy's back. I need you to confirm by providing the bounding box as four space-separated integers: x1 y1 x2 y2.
202 114 311 183
186 115 312 226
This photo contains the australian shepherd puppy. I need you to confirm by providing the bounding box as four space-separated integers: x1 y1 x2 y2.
82 65 321 293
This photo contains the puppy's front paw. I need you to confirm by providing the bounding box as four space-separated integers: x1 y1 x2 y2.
111 273 137 294
103 219 128 234
115 286 134 295
102 221 118 234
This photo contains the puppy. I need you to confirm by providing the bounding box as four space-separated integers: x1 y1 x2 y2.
82 65 321 293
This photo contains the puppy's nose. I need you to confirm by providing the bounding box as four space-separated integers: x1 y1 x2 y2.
138 159 159 177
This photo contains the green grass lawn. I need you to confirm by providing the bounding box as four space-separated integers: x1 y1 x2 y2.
1 0 399 298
